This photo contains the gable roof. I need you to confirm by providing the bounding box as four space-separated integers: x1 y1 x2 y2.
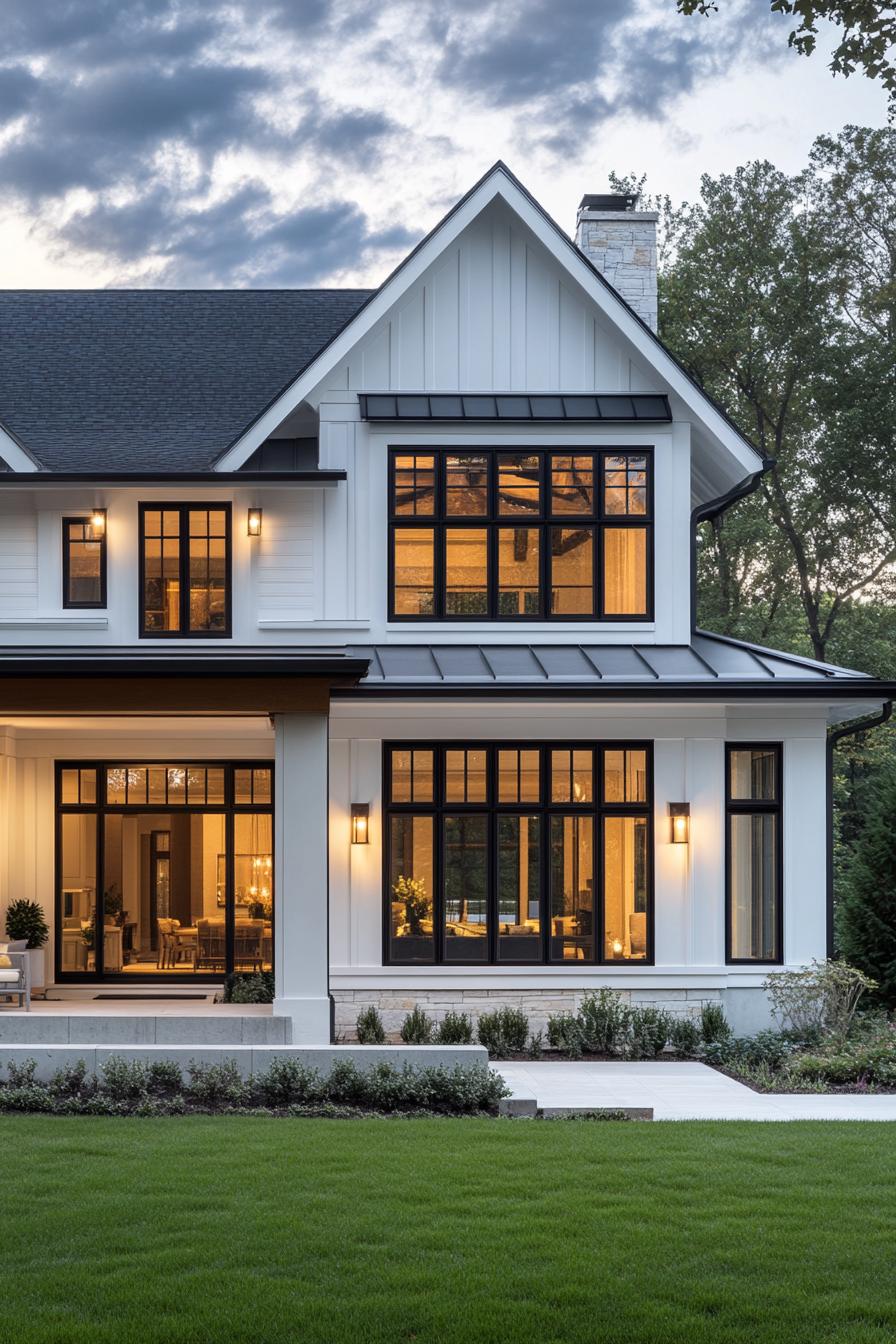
214 161 766 481
0 289 371 472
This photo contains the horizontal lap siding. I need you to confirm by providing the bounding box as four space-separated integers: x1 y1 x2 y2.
0 509 37 610
256 498 317 617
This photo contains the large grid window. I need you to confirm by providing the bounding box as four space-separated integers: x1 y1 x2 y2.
139 504 231 637
385 742 652 965
389 449 652 621
726 744 782 963
63 517 106 609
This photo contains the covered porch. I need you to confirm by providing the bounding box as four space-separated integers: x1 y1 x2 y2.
0 649 368 1042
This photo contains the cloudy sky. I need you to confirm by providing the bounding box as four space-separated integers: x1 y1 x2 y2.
0 0 888 289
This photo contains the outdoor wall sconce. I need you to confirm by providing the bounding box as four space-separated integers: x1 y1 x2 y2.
669 802 690 844
89 508 107 539
351 803 370 845
247 508 263 537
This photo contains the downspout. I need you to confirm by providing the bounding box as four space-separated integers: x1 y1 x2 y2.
826 701 893 958
690 458 775 632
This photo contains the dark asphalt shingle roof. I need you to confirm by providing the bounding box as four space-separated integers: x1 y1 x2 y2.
0 289 373 471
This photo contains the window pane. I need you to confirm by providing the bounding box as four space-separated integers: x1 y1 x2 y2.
188 511 228 633
603 749 648 803
445 749 487 803
393 455 435 517
498 749 540 803
729 748 778 801
445 454 488 515
729 814 778 960
551 749 592 803
497 816 541 961
207 768 226 805
66 521 103 606
603 527 647 615
445 529 488 615
167 767 186 804
497 454 540 515
79 769 97 805
444 815 488 960
392 529 435 616
550 527 593 615
235 813 273 972
497 527 540 615
61 769 80 804
390 749 434 804
148 767 167 805
252 769 272 805
106 768 126 805
126 767 147 804
143 512 181 632
389 816 435 962
234 769 252 804
186 768 206 805
549 815 594 961
603 816 649 960
603 454 648 517
550 454 594 515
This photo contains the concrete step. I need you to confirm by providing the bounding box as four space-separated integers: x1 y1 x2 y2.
0 1014 293 1046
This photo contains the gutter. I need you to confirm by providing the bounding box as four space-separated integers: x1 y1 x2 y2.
690 458 776 632
825 701 893 958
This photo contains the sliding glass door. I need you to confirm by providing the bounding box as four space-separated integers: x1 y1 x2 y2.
56 762 273 981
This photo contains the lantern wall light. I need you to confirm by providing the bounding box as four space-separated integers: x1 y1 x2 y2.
247 507 263 537
351 803 370 845
669 802 690 844
90 508 107 538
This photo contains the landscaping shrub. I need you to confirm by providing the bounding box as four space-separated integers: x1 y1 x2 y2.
764 960 876 1039
577 989 631 1054
700 1002 731 1044
627 1006 673 1059
477 1007 529 1057
400 1005 435 1044
186 1061 250 1107
526 1030 545 1059
435 1011 474 1045
668 1015 702 1057
224 972 275 1004
547 1011 584 1059
356 1005 387 1044
255 1058 321 1107
102 1057 149 1101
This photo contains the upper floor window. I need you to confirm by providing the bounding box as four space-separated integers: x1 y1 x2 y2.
139 504 231 638
63 516 106 609
389 449 652 621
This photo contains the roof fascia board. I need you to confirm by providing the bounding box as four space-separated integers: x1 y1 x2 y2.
0 470 346 485
215 164 764 476
0 417 42 472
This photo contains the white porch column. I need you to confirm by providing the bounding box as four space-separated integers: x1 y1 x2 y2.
273 711 331 1042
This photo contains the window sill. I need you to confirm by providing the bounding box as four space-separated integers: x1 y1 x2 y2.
0 614 109 630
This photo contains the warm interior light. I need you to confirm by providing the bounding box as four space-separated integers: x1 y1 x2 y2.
351 803 369 845
90 509 106 538
669 803 690 844
247 507 263 537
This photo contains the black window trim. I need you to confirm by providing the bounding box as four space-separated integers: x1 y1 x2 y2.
62 515 107 610
138 501 233 639
54 758 273 984
724 741 784 966
382 740 655 967
388 446 654 623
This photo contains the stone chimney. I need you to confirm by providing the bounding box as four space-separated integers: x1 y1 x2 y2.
575 193 658 332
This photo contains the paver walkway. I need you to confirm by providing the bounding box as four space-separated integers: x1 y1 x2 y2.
495 1060 896 1120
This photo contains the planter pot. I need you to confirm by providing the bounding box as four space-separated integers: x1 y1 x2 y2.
27 947 46 991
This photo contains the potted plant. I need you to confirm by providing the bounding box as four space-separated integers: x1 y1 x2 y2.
4 899 49 990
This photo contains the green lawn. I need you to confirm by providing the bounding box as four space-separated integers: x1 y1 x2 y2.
3 1117 895 1344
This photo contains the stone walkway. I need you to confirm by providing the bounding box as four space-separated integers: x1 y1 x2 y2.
495 1061 896 1121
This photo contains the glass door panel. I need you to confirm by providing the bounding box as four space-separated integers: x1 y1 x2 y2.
60 813 97 973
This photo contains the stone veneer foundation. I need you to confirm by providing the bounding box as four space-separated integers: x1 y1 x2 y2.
332 988 724 1041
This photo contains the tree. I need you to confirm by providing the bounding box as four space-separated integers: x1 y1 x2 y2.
836 760 896 1005
658 127 896 662
676 2 896 114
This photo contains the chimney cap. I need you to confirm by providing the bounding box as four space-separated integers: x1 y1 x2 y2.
578 192 639 213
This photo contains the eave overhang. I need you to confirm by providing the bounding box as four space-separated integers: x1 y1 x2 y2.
0 471 345 486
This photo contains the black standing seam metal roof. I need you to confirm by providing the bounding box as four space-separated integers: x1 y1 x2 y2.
0 289 373 472
344 631 882 691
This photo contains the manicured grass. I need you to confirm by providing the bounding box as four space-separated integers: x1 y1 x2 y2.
4 1118 895 1344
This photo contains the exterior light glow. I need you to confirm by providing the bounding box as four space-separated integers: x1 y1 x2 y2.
669 802 690 844
247 508 263 537
89 509 107 538
351 803 370 845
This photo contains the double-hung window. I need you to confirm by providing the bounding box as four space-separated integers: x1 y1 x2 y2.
139 504 231 637
389 449 652 620
385 742 652 965
726 744 782 963
63 517 106 608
